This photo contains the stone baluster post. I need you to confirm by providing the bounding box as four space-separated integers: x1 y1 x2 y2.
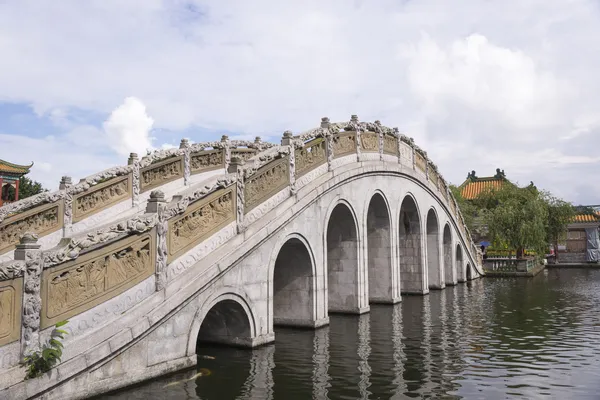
425 155 430 181
281 131 296 195
128 152 140 207
221 135 231 171
411 145 416 171
180 138 191 186
394 128 402 165
320 117 334 172
59 176 73 236
228 157 246 234
15 233 43 360
146 190 168 290
375 120 384 161
351 115 362 162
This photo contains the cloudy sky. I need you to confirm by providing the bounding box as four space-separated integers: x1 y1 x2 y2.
1 1 599 204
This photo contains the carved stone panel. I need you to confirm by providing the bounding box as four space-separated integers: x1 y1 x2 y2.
0 277 23 346
399 142 413 165
0 202 64 255
415 152 427 174
360 131 378 152
244 157 290 213
332 132 357 158
168 186 236 263
190 149 225 175
73 175 132 223
440 180 449 201
450 198 457 216
295 138 326 178
383 134 398 155
429 169 439 187
231 149 257 162
40 231 156 328
140 156 184 193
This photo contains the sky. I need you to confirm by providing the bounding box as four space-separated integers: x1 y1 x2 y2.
0 0 599 204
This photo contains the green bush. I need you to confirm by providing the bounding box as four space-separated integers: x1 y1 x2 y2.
22 320 69 380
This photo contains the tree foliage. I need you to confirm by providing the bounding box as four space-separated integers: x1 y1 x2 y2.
543 193 576 261
477 184 549 258
18 176 46 200
22 320 69 379
449 184 477 231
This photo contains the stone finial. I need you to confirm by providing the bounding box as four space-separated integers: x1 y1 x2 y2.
20 232 39 245
15 233 41 260
281 130 294 146
128 152 139 165
179 138 190 149
220 135 229 142
375 120 381 125
145 190 167 213
350 114 359 122
393 127 399 135
254 136 262 144
227 156 244 174
320 117 330 128
59 176 72 190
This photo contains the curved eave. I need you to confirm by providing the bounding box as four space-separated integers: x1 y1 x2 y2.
0 159 34 174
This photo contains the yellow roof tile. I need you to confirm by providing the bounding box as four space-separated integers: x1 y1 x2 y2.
460 178 505 200
0 159 33 175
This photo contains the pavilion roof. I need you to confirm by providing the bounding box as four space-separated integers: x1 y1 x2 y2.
0 159 33 175
572 211 600 223
460 177 508 200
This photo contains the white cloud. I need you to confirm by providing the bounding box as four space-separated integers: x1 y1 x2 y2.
0 1 599 203
103 97 154 157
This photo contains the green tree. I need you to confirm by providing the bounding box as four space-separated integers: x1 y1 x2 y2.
18 176 46 200
543 193 575 262
478 184 548 259
449 184 477 231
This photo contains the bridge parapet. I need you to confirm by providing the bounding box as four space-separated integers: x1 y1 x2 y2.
0 116 483 386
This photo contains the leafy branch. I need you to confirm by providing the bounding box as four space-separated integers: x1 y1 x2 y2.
22 320 69 380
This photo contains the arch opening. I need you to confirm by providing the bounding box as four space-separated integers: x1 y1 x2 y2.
196 300 253 348
367 193 393 303
398 196 424 294
466 263 473 281
443 224 454 286
326 203 360 313
456 244 465 283
273 238 315 327
426 209 442 289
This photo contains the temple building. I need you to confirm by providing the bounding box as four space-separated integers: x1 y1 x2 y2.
459 168 511 200
0 159 33 207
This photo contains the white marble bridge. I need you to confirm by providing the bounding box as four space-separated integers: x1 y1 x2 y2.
0 116 483 399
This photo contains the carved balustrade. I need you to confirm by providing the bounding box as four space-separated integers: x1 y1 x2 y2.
0 116 483 365
332 131 357 158
0 260 24 347
294 137 327 178
383 133 398 156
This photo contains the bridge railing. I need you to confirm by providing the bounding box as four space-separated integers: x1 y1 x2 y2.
0 116 483 375
0 138 277 261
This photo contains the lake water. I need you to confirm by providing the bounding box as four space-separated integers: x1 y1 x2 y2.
100 268 600 399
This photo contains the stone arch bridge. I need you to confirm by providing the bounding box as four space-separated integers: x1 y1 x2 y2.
0 116 483 399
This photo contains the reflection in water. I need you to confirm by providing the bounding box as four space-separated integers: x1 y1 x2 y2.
100 269 600 399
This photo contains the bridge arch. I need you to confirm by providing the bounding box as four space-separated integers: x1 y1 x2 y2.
398 193 425 294
365 190 395 303
443 223 454 286
268 233 318 328
466 262 473 281
426 207 443 290
456 244 465 283
186 291 257 355
324 198 365 313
